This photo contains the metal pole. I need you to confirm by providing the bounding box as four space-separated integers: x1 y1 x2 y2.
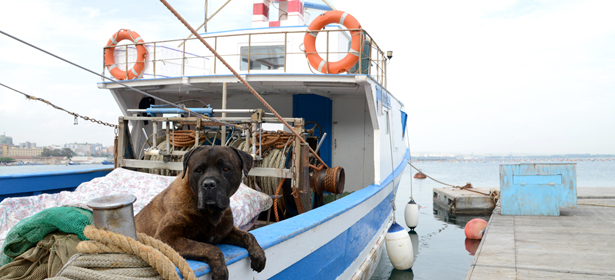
204 0 208 33
248 34 252 73
359 31 362 75
153 42 157 78
321 0 336 10
125 45 129 80
214 37 217 74
165 120 170 152
177 0 233 47
326 30 329 73
182 40 186 76
284 32 287 73
152 121 158 148
221 82 227 146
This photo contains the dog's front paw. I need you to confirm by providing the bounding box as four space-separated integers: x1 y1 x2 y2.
211 265 229 280
250 246 266 272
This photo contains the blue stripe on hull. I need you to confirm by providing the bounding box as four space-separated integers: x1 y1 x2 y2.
270 179 399 280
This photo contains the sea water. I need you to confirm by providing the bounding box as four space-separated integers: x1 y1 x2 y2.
371 159 615 280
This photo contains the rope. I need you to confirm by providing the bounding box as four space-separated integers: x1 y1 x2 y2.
170 130 206 147
63 225 197 280
274 179 286 222
239 131 293 195
407 161 500 203
408 162 460 188
50 254 163 280
158 0 329 169
0 29 240 130
0 83 118 129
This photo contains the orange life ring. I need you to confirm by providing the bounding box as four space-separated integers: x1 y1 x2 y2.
303 11 362 74
104 29 147 80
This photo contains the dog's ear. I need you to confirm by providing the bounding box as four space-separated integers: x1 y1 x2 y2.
182 146 201 179
230 146 253 177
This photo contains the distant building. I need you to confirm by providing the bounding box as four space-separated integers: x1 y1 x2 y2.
0 134 13 145
65 142 103 156
0 144 9 157
8 147 44 157
19 141 36 148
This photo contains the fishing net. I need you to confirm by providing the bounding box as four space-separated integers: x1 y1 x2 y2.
0 207 93 266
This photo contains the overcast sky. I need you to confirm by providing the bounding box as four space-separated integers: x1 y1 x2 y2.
1 0 613 155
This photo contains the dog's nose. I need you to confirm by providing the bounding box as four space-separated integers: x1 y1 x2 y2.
202 179 216 190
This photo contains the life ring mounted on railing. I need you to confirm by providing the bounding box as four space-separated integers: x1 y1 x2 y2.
303 11 363 74
104 29 147 80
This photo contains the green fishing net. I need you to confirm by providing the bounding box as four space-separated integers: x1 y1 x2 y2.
0 207 93 266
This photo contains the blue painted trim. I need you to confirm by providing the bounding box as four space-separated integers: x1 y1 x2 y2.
304 1 333 11
270 180 399 280
196 25 308 37
0 167 113 201
0 167 113 179
184 148 411 277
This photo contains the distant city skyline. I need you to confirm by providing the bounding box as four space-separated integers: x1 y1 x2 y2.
1 0 614 154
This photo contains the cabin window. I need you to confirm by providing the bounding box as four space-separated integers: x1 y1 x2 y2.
240 45 285 70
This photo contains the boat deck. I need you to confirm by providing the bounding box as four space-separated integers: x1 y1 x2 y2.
465 187 615 279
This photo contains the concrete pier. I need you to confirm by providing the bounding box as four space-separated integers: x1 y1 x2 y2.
466 187 615 279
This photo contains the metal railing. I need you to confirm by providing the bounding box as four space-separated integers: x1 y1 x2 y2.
102 28 389 86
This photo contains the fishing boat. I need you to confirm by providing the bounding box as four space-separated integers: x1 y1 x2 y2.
1 1 410 279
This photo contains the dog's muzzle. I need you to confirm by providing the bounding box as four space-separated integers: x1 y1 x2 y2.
198 179 228 210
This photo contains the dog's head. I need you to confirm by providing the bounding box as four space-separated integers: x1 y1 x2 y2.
182 146 253 212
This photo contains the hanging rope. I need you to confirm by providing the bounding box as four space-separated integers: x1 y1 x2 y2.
51 225 197 280
407 161 500 203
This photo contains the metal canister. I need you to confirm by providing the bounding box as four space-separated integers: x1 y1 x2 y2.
87 194 138 240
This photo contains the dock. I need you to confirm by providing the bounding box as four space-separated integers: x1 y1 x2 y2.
433 187 497 214
466 187 615 279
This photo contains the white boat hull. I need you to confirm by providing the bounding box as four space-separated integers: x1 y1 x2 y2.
186 150 409 279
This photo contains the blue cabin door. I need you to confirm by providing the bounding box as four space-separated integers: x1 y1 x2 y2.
293 94 332 167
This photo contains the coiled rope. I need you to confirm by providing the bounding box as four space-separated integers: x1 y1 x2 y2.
239 131 294 195
51 225 196 280
170 130 207 147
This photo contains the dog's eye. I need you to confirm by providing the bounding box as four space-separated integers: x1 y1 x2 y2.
195 168 203 174
222 167 230 172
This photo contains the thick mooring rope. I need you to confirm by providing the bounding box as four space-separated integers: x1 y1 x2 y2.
52 226 197 280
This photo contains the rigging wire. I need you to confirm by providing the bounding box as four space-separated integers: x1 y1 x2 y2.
0 82 118 129
158 0 330 169
403 107 413 199
0 29 240 130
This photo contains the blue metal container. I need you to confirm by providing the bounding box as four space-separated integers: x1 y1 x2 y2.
500 163 577 216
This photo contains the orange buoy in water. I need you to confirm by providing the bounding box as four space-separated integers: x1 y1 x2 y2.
464 218 488 240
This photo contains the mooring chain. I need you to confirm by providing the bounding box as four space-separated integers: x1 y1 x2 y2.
0 82 118 129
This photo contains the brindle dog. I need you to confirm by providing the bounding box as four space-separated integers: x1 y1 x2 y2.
135 146 266 280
